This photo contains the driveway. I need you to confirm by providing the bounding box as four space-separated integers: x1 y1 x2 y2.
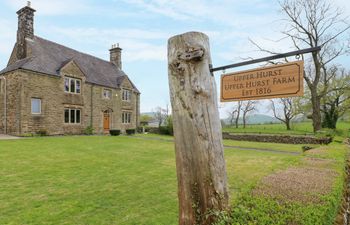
0 134 21 140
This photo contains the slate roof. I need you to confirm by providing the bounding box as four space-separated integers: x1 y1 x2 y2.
0 36 139 93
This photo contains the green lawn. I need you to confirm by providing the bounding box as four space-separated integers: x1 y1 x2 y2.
0 136 348 224
222 121 350 137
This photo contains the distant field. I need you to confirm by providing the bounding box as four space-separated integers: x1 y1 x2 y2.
0 136 348 224
223 121 350 137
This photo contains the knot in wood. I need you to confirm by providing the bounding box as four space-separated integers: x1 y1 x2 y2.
177 47 204 62
170 60 186 75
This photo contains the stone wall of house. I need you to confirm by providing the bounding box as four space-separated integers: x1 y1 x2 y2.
222 132 332 144
0 71 25 135
19 70 64 135
0 68 139 136
0 78 4 133
119 78 139 132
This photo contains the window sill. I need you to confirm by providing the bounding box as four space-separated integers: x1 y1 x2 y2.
64 92 81 95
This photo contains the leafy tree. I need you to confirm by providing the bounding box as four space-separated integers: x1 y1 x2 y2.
321 68 350 128
140 114 153 126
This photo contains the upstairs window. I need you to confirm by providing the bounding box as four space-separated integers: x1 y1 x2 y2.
31 98 41 114
64 77 81 94
122 112 131 124
64 108 81 124
103 89 112 99
122 89 131 101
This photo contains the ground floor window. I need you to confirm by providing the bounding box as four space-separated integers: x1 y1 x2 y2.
122 112 131 124
64 108 81 124
31 98 41 114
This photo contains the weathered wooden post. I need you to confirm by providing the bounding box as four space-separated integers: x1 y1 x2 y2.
168 32 229 225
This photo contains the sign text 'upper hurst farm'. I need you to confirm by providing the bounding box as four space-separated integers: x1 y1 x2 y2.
220 61 304 102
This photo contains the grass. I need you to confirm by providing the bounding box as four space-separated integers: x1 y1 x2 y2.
222 121 350 137
226 141 349 225
0 135 348 224
0 136 178 225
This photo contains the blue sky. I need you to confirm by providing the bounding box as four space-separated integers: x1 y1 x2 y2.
0 0 349 117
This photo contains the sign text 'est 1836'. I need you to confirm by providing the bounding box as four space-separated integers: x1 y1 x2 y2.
220 61 304 102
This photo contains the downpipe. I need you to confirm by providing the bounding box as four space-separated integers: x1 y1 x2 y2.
0 76 6 134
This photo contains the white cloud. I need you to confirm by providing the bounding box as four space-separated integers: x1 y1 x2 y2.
4 0 90 15
0 19 16 68
121 0 275 28
45 26 167 62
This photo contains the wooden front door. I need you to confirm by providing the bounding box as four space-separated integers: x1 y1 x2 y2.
103 112 110 132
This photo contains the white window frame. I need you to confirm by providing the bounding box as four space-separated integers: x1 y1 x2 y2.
122 89 131 102
31 98 41 115
64 108 81 124
64 77 81 94
122 112 131 124
103 89 112 99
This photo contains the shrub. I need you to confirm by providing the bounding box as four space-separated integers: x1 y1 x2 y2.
158 126 170 135
302 146 313 152
83 125 94 135
158 116 174 136
126 129 135 135
36 130 47 136
109 129 121 136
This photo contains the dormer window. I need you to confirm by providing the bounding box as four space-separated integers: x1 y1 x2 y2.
64 77 81 94
122 89 131 101
103 89 112 99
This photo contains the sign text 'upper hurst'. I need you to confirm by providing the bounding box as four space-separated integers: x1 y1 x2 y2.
220 61 304 102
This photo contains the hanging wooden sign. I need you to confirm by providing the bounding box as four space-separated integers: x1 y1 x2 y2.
220 60 304 102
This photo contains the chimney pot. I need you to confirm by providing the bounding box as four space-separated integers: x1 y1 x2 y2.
110 44 122 70
16 3 36 60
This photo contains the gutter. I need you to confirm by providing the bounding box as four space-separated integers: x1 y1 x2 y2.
0 76 7 134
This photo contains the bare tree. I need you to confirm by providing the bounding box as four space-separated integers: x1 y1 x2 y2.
251 0 350 132
241 101 257 128
153 105 169 128
270 98 296 130
226 109 237 126
234 101 242 128
279 0 350 132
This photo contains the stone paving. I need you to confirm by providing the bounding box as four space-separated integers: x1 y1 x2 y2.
0 134 21 140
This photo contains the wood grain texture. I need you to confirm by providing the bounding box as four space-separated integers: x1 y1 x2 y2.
168 32 229 225
221 61 304 101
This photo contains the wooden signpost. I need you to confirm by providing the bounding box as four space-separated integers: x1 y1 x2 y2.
168 32 229 225
168 31 317 225
221 61 304 101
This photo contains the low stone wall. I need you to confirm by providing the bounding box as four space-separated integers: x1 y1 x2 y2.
222 132 332 145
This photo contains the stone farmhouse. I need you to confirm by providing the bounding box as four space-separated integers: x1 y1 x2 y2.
0 3 140 135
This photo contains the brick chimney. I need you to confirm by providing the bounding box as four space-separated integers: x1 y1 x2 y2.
16 1 36 60
109 44 122 70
